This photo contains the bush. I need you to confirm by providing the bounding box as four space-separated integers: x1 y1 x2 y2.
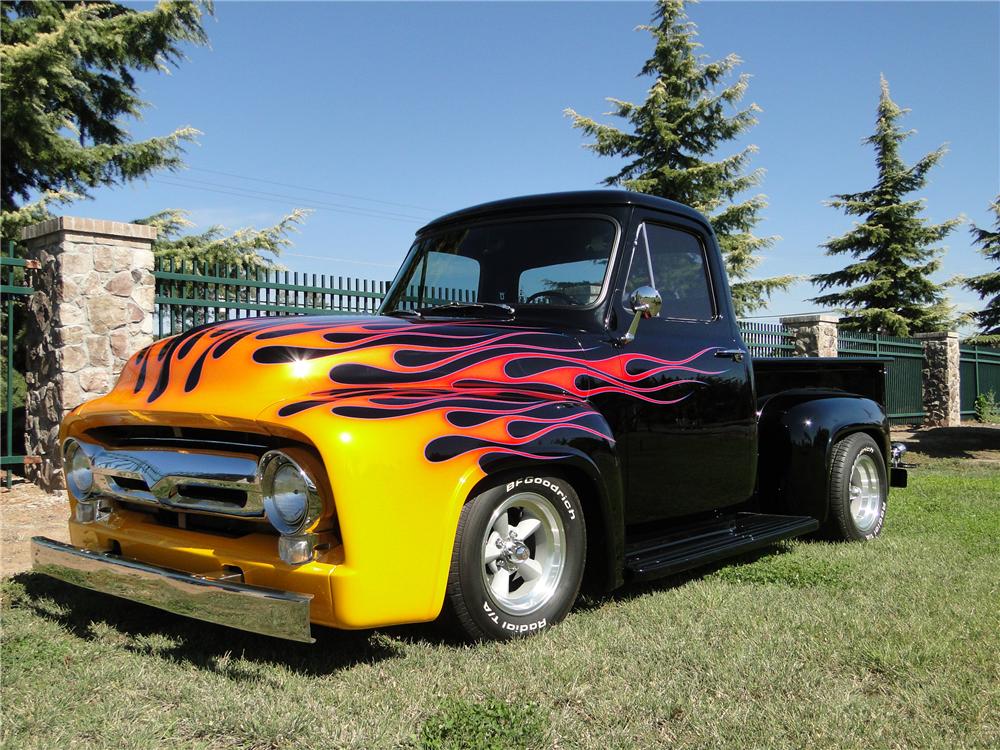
974 390 1000 423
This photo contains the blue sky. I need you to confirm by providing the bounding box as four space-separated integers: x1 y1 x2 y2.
80 1 999 323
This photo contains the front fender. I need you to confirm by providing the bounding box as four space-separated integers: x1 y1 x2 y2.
467 425 625 594
756 392 890 522
264 388 623 627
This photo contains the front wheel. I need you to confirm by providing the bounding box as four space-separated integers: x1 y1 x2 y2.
825 433 887 541
441 475 586 640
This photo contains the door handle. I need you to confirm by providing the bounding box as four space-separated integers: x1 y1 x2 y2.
714 348 745 362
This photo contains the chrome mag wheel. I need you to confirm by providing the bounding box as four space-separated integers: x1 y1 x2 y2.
849 452 883 534
480 492 566 616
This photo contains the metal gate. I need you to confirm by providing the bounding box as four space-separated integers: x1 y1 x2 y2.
1 242 37 488
837 330 925 424
959 344 1000 419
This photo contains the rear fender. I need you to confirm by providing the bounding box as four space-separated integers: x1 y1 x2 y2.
756 392 890 521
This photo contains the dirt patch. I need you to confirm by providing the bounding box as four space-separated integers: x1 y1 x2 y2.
892 424 1000 464
1 480 70 577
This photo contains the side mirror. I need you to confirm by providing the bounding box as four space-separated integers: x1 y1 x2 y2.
620 286 662 345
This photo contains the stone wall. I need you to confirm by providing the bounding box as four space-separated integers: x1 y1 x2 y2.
780 314 839 357
916 331 961 427
21 218 157 491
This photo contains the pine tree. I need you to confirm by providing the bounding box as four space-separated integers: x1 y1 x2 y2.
136 208 311 271
0 2 314 263
564 0 791 316
962 197 1000 345
811 77 959 335
0 0 212 238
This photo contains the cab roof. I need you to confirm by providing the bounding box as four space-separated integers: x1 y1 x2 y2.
418 190 710 234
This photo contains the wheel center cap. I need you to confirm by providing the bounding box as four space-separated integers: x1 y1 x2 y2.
503 540 530 565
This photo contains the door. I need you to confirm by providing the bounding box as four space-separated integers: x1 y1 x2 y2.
617 218 756 524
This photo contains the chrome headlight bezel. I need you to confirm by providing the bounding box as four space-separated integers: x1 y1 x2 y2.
257 450 322 536
63 438 94 501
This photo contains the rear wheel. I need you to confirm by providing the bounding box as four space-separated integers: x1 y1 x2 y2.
441 475 586 640
825 433 887 541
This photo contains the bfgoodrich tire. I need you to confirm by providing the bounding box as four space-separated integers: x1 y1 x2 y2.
825 433 887 541
442 475 586 641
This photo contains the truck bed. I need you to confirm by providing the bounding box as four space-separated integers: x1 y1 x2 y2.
752 357 888 407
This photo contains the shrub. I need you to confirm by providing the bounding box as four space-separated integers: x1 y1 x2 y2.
974 390 1000 423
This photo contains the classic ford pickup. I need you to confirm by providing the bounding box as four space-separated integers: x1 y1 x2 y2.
32 191 906 642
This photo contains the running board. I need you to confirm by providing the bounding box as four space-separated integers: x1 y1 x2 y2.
624 512 819 579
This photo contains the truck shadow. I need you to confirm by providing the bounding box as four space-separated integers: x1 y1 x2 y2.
11 572 432 679
13 544 793 677
573 545 785 613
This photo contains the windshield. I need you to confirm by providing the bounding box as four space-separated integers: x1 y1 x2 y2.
380 216 618 314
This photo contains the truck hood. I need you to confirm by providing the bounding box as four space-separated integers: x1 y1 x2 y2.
82 315 598 422
71 314 723 469
76 314 720 430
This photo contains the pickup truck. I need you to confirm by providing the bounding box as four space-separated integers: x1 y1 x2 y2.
32 191 906 642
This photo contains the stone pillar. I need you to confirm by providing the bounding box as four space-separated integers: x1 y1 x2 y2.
915 331 961 427
20 217 157 490
780 314 840 357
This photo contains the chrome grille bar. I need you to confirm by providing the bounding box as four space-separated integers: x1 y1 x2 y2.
76 439 264 517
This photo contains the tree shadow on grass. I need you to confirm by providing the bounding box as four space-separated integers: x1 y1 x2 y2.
10 571 455 679
896 426 1000 461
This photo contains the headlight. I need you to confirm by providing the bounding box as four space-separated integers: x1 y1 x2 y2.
258 450 322 536
63 439 94 500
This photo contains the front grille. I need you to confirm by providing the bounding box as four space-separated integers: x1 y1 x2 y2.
116 500 272 538
75 428 326 530
111 475 150 492
174 483 248 508
77 435 264 518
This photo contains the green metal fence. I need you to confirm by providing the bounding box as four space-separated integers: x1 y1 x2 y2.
154 258 390 337
838 330 925 424
738 321 795 358
2 242 36 488
153 258 489 337
959 344 1000 418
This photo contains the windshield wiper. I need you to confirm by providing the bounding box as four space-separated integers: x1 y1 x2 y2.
417 301 515 318
384 309 423 318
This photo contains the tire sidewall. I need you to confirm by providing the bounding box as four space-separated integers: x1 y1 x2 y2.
456 474 586 639
835 437 887 541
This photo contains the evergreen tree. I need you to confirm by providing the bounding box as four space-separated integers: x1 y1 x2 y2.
564 0 791 315
0 0 212 239
136 208 311 270
0 1 312 263
811 77 959 335
962 197 1000 345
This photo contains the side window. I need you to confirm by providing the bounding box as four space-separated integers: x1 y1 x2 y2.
623 223 715 321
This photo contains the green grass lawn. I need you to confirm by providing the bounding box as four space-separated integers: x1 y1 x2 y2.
3 461 998 749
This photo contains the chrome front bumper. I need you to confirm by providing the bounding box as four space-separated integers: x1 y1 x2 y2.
31 537 314 642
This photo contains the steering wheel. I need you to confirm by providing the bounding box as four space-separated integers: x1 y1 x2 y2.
523 290 577 306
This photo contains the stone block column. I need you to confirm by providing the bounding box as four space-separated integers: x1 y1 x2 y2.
915 331 961 427
20 217 157 490
779 314 840 357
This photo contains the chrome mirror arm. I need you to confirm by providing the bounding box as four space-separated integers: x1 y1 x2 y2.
618 286 662 346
